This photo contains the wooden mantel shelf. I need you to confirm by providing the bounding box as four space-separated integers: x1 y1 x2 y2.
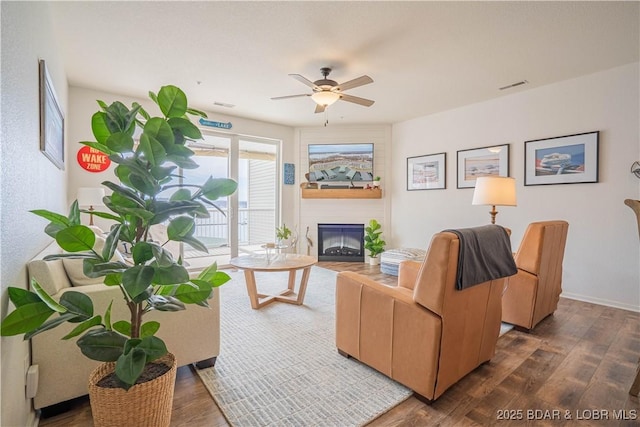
300 183 382 199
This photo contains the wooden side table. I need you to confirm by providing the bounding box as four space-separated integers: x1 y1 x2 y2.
229 254 317 309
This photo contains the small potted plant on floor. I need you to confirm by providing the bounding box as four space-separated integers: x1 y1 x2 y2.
0 85 237 426
364 219 386 265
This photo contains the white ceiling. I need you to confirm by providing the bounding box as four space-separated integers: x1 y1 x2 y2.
49 1 639 128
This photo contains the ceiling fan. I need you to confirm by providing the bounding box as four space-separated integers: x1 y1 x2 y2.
271 67 374 113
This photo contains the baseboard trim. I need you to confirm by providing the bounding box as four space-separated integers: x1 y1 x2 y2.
561 293 640 313
27 410 38 427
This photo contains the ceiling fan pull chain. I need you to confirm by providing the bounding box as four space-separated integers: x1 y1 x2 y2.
324 109 329 127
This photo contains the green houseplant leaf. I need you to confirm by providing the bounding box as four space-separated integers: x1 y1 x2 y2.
0 85 236 389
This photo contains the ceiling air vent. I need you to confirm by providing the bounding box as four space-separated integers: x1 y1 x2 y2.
499 80 528 91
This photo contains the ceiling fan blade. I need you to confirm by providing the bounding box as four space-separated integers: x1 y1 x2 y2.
289 74 320 91
334 75 373 92
271 94 311 100
314 104 326 114
339 93 375 107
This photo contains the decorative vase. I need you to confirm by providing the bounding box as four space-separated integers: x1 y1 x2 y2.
369 256 380 266
88 353 177 427
373 181 380 188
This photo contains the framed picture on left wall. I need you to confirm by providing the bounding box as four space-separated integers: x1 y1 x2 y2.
39 59 65 170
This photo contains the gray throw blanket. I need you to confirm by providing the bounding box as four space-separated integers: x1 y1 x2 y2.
444 225 517 290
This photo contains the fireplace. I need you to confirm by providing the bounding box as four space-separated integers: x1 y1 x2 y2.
317 223 364 262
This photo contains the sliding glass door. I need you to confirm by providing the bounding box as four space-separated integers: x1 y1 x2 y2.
182 132 279 268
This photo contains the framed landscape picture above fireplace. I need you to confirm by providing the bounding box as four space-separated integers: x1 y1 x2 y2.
308 143 374 183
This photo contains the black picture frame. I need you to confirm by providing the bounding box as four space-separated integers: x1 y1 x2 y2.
524 131 599 186
39 59 65 170
456 144 509 188
407 153 446 190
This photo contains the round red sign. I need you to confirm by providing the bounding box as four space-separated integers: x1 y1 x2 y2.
77 146 111 172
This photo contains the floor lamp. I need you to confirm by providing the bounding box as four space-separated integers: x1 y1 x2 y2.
472 176 517 224
77 187 105 226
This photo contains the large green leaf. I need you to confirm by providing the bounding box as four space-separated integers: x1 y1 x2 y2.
152 264 189 286
62 316 102 340
105 132 134 153
31 280 67 313
102 225 122 261
77 328 127 362
78 140 115 156
168 117 202 139
7 287 41 308
129 172 159 196
68 200 81 226
91 111 111 144
122 265 155 299
140 321 160 338
59 291 94 319
24 312 80 340
132 241 154 265
113 320 132 337
170 188 192 202
166 154 198 169
143 117 175 150
0 302 53 336
200 177 238 201
137 133 167 167
101 182 145 208
174 279 213 304
55 225 96 253
179 235 208 253
30 209 70 228
167 216 195 240
157 85 187 118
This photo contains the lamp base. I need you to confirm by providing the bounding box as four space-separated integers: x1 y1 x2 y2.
489 205 498 224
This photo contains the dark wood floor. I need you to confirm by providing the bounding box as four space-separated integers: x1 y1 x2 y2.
39 262 640 426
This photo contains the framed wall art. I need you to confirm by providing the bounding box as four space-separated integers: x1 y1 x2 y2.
39 59 65 170
283 162 295 185
407 152 446 190
456 144 509 188
524 131 599 186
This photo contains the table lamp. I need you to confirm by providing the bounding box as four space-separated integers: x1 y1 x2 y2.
77 187 105 226
472 176 517 224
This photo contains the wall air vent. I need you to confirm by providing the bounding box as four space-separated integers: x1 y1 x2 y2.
213 101 235 108
499 80 529 91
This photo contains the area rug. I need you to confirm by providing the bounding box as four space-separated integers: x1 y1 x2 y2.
196 266 413 427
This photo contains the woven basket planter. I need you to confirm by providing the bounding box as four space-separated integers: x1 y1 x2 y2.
88 353 177 427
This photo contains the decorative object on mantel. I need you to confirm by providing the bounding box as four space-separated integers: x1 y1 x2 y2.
39 59 65 170
364 219 386 265
524 131 599 186
631 161 640 179
373 176 381 187
0 85 237 426
457 144 509 188
77 187 105 226
472 176 517 224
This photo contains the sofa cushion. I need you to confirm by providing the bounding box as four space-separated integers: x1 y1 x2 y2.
28 258 72 295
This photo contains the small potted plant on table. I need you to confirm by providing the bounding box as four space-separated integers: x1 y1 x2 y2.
364 219 386 265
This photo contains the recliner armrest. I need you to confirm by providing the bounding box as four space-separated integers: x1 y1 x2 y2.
398 260 421 290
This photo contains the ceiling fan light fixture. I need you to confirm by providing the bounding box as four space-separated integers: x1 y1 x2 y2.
311 91 340 106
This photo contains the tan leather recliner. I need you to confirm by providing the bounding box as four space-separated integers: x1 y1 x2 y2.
501 220 569 331
335 230 507 402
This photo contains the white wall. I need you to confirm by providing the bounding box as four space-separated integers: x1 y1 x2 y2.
295 126 391 259
391 63 640 312
66 86 296 232
0 2 68 426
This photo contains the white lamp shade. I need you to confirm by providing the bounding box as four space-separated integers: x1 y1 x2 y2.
311 91 340 106
77 187 105 207
472 176 517 206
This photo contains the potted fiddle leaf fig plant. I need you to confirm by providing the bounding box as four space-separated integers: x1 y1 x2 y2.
364 219 386 265
0 85 237 426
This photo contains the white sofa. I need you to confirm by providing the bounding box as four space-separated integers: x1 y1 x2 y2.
27 241 220 410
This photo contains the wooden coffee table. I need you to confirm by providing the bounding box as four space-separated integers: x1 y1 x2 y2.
229 254 317 309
